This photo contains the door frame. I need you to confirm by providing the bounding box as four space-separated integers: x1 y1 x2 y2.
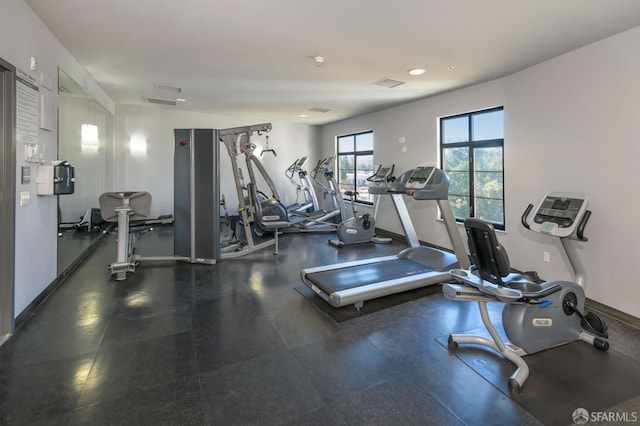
0 56 16 337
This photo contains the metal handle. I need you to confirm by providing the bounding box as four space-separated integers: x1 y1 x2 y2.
576 210 591 241
521 203 534 230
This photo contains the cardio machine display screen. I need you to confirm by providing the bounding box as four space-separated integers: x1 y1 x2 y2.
551 199 571 210
377 167 391 177
534 196 584 227
407 166 435 185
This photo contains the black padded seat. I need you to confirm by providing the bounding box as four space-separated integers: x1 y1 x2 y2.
503 274 560 298
464 218 560 299
98 192 151 232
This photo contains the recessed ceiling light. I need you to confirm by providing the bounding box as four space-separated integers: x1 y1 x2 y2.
446 65 456 71
407 68 426 76
176 98 186 102
299 114 309 118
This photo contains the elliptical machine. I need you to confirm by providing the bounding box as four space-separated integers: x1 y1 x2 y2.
443 192 608 392
328 165 394 248
309 156 347 226
284 156 319 215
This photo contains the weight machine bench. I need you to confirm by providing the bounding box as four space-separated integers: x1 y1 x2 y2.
99 191 188 280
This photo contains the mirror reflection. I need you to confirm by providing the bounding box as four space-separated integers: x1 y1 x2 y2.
57 69 114 274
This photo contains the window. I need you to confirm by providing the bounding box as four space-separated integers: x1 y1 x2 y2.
440 107 504 229
336 131 374 204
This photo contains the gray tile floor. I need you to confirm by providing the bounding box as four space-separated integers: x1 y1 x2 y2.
1 227 639 425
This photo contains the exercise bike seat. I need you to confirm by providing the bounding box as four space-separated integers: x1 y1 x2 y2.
501 274 560 298
462 218 561 300
449 268 524 302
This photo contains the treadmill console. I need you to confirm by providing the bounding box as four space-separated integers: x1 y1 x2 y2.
368 165 394 184
405 165 437 189
528 192 589 237
367 165 395 195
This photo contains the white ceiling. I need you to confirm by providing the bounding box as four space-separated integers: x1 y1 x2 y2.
25 0 640 125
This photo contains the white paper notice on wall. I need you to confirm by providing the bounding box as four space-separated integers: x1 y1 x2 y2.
39 92 54 131
16 69 39 144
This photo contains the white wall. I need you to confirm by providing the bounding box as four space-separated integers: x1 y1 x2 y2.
502 25 640 318
0 0 114 316
115 106 321 219
321 26 640 318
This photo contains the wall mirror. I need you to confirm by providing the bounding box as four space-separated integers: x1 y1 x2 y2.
57 69 114 274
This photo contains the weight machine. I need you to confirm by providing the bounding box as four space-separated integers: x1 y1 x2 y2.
219 123 291 256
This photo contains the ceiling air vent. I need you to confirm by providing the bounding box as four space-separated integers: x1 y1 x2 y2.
144 97 177 106
154 83 182 93
371 78 405 88
309 107 330 113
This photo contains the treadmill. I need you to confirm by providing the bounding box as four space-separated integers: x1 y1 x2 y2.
300 164 470 309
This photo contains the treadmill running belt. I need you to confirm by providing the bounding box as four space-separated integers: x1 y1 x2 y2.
306 258 434 295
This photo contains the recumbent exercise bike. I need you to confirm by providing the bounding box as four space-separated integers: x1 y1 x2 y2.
443 192 608 392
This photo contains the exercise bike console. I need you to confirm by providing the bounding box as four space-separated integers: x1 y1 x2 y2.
525 192 590 238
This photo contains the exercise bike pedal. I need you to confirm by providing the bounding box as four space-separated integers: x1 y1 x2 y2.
581 311 608 338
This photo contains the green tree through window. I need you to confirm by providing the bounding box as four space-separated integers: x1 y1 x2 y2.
440 107 505 229
336 131 374 204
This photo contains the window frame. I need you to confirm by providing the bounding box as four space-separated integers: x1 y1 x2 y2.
336 130 374 205
439 106 505 230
